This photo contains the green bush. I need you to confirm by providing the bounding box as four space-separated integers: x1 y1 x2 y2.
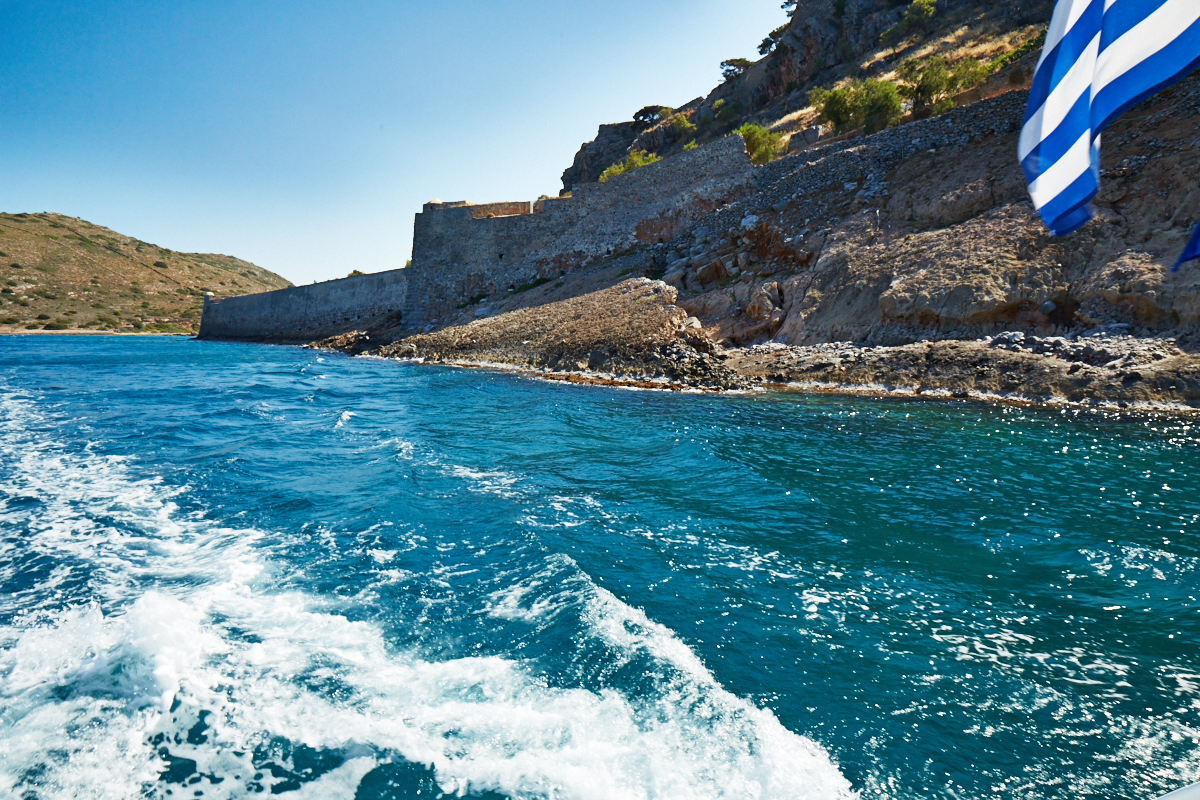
809 86 855 130
671 114 697 138
880 0 937 48
456 293 488 309
721 58 753 82
991 29 1047 73
599 149 662 182
809 78 903 133
859 79 904 133
713 98 743 123
633 106 670 127
735 124 785 165
897 55 992 116
512 275 552 294
684 140 699 151
759 23 789 55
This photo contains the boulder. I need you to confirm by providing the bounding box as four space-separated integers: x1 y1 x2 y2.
747 282 783 321
692 259 728 288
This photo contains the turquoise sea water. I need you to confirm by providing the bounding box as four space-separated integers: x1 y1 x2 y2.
0 336 1197 800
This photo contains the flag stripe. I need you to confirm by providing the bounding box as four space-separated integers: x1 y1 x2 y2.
1021 91 1093 185
1177 222 1200 269
1038 0 1104 72
1018 35 1100 161
1094 15 1200 129
1025 2 1104 126
1099 0 1174 47
1038 173 1099 236
1027 130 1095 208
1095 0 1200 93
1022 0 1200 240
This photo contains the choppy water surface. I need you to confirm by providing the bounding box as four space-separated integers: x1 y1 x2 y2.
0 336 1197 800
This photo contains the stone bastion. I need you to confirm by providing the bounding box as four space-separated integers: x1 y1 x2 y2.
199 90 1032 343
199 133 754 341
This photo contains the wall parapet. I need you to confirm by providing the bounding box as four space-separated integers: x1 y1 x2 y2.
199 269 408 342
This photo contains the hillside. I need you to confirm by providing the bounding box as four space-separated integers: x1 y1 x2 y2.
212 2 1200 409
564 1 1054 191
0 212 291 334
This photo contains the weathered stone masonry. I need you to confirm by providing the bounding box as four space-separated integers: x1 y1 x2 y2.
201 134 755 340
199 270 408 342
199 91 1035 343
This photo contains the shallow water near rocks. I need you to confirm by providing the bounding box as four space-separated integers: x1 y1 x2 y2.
0 336 1197 800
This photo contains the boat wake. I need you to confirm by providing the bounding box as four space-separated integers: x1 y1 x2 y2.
0 391 854 800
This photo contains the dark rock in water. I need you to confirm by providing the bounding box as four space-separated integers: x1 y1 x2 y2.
305 330 373 355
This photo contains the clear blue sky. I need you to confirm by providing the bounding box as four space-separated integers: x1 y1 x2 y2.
0 0 787 285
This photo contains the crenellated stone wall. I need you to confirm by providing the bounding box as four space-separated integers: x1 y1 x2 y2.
400 134 757 326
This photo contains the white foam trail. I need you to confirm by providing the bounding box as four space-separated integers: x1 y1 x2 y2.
0 391 855 800
445 465 522 498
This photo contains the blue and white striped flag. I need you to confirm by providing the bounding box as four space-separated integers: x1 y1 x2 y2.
1020 0 1200 268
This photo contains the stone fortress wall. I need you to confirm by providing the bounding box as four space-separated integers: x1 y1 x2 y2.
201 134 755 340
199 270 409 342
200 90 1034 342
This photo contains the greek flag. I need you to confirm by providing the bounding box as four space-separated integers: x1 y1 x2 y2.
1019 0 1200 268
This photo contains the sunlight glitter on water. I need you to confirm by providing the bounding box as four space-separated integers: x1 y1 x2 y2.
0 336 1197 800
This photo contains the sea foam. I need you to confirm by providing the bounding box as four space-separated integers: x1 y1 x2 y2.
0 391 855 799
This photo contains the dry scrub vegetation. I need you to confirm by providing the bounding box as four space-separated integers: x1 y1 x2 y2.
0 212 290 334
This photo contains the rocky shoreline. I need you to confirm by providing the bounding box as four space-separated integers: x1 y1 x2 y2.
306 278 1200 413
729 333 1200 411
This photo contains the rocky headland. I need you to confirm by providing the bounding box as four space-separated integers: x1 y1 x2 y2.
255 1 1200 412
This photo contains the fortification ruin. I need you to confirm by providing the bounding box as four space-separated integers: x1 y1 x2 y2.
199 88 1043 344
200 134 755 341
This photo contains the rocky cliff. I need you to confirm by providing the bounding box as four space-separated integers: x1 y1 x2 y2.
244 2 1200 410
564 0 1056 193
719 0 1053 115
671 79 1200 349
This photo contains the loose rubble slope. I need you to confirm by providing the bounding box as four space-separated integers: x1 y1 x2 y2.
311 279 741 390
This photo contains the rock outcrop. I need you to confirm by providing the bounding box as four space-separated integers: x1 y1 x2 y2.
727 333 1200 410
665 78 1200 352
362 279 742 390
561 122 641 192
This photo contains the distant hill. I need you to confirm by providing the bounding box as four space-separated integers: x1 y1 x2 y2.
0 212 291 334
